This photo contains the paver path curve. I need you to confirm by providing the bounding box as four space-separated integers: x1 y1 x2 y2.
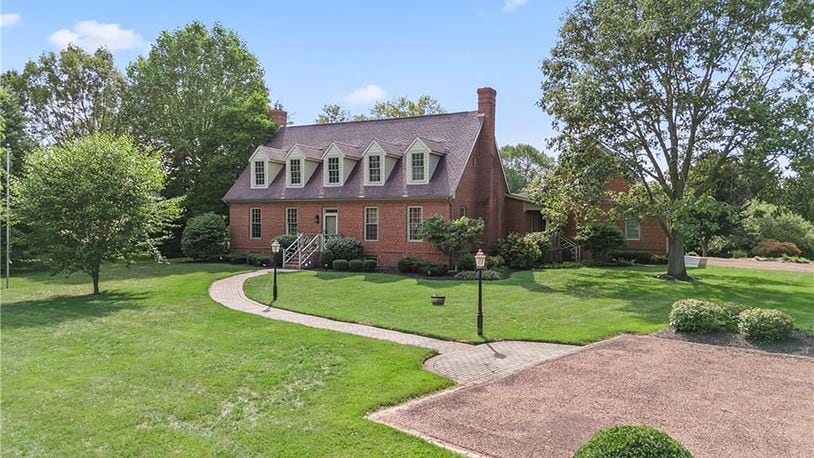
209 270 578 385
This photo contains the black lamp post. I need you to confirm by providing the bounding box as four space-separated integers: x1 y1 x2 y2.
474 248 486 337
271 240 281 302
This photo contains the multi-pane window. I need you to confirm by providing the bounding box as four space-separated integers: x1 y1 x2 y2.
459 206 467 217
364 207 378 241
407 206 423 241
368 155 381 183
286 208 298 235
327 157 340 184
289 159 302 185
254 160 265 186
250 208 262 239
410 153 425 182
625 219 641 240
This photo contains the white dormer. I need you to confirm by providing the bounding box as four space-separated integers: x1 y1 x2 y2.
322 142 361 187
249 146 285 189
362 139 401 186
285 144 321 188
404 137 445 185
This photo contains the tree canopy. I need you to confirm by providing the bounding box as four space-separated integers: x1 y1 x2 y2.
315 95 446 123
538 0 813 279
315 104 351 124
418 216 484 269
500 144 555 194
14 134 181 294
0 84 35 175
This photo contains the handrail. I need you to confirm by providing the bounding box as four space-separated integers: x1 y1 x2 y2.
283 233 304 265
298 234 322 269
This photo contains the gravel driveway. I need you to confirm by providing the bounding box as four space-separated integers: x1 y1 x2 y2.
371 335 814 458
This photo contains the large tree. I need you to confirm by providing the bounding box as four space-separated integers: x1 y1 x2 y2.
124 21 275 216
0 85 35 175
500 144 555 193
2 45 125 145
14 134 181 294
539 0 813 280
368 95 446 119
315 104 351 124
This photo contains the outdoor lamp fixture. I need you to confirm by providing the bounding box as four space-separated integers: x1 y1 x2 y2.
270 240 281 302
474 249 487 337
314 214 320 224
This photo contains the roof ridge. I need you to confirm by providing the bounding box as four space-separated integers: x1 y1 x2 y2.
285 110 479 128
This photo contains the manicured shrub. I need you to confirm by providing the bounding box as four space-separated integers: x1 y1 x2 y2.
738 308 794 341
320 249 335 268
454 270 502 280
458 253 476 271
324 237 364 261
719 302 748 324
577 222 626 261
247 253 271 267
348 259 364 272
668 299 725 333
423 262 449 277
363 259 377 272
332 259 349 271
398 256 426 273
573 425 692 458
181 212 227 260
497 233 541 269
524 231 551 253
486 255 505 269
751 239 802 258
227 253 247 264
610 250 656 265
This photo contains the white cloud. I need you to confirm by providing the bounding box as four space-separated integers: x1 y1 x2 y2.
344 84 387 106
503 0 529 12
48 20 146 52
1 13 20 27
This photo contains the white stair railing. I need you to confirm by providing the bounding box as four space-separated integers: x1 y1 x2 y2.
552 232 581 261
283 233 304 266
298 234 322 269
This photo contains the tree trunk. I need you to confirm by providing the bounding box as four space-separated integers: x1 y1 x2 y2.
91 268 100 295
700 236 709 258
665 231 692 281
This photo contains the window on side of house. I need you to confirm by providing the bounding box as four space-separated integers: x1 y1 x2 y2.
286 208 298 235
625 219 641 240
364 207 378 241
407 206 423 241
289 159 302 186
410 153 425 182
253 160 265 186
368 155 381 183
327 157 340 185
250 208 262 239
459 206 467 217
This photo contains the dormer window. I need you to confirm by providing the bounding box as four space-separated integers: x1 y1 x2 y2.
327 157 341 185
367 155 382 184
410 152 426 182
253 160 266 187
289 158 302 186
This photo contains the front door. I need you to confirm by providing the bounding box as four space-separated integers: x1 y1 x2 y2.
323 208 338 236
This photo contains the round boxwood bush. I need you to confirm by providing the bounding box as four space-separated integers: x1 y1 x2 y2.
181 212 227 260
398 256 426 273
320 249 335 268
668 299 725 333
324 237 363 261
738 308 794 341
332 259 349 271
362 259 377 272
454 270 502 280
496 233 541 269
348 259 364 272
573 425 692 458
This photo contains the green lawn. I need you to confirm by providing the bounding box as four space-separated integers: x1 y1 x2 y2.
1 262 453 456
244 266 814 344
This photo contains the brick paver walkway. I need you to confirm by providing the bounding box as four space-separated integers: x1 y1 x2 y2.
209 270 579 385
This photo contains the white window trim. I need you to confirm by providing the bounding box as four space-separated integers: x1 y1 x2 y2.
406 151 429 185
407 206 423 242
364 154 384 186
323 155 343 187
249 207 262 239
286 207 298 235
364 207 379 242
323 208 339 236
625 219 641 241
251 160 267 188
287 157 304 188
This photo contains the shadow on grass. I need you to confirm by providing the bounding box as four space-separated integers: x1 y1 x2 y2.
17 261 250 287
1 291 147 329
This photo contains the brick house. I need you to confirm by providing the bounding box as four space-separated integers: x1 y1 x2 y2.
223 88 666 266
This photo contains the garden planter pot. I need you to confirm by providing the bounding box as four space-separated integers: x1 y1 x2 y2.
431 295 446 306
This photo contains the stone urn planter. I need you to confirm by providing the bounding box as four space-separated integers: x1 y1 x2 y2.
431 295 446 306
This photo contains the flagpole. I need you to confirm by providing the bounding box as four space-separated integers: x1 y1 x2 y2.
5 146 10 289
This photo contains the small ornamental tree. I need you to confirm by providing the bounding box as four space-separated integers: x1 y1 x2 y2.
14 134 181 294
181 212 227 260
576 222 626 262
418 216 484 270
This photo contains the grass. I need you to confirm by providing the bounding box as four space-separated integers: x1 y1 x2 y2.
1 262 453 456
244 266 814 344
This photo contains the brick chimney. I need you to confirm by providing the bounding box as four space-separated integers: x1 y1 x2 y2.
268 108 287 127
477 87 496 138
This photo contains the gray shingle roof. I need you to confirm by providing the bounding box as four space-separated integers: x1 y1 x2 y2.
224 111 484 202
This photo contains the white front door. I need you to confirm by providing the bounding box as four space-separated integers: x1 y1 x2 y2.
323 209 338 236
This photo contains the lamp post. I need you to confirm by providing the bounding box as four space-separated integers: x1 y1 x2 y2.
271 240 281 302
474 249 486 337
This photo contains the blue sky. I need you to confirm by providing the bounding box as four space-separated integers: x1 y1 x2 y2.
1 0 574 154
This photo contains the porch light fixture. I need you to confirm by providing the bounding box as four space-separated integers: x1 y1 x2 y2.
474 249 486 336
315 214 320 224
271 240 281 302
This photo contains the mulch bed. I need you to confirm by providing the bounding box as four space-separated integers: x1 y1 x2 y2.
656 328 814 358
